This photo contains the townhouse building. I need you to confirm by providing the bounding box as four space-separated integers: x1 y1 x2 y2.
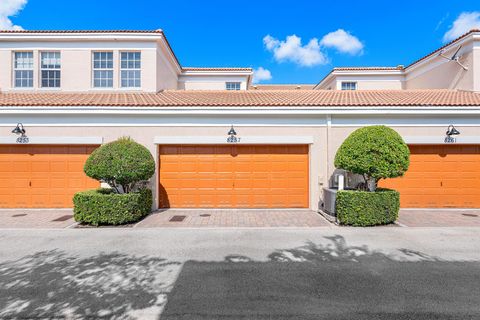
0 29 479 211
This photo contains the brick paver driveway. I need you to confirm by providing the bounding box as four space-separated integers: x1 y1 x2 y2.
0 209 76 229
2 208 480 229
398 209 480 227
136 209 332 228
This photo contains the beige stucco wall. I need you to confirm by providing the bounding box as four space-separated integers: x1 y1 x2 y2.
0 50 11 90
331 75 404 90
405 51 474 90
178 76 248 90
0 41 174 92
474 46 480 92
1 113 480 210
156 43 179 91
0 125 328 210
352 80 403 90
327 124 480 177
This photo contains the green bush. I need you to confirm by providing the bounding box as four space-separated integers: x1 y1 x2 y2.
334 126 410 191
336 189 400 226
84 137 155 193
73 188 152 226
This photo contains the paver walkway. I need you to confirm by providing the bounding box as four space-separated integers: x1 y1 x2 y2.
0 209 76 229
398 209 480 227
136 209 331 228
2 208 480 229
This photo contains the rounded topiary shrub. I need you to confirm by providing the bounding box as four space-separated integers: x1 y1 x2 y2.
336 189 400 226
75 137 155 226
73 188 152 226
334 125 410 192
84 137 155 193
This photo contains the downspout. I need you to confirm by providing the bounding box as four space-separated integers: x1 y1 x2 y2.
326 114 332 186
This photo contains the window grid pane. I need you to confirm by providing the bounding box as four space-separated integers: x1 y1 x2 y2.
341 82 357 90
14 52 34 88
41 52 61 88
120 52 141 88
93 52 114 88
226 82 241 90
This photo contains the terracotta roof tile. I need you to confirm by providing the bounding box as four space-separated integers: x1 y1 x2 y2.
0 90 479 107
332 67 403 71
250 84 315 90
0 30 163 33
182 67 252 72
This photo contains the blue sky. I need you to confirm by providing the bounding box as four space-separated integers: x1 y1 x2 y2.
2 0 480 84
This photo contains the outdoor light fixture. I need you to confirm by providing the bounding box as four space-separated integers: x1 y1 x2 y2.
12 123 26 136
227 125 239 143
228 125 237 136
446 125 460 136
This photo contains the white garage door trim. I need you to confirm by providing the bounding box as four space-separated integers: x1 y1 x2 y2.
154 136 314 145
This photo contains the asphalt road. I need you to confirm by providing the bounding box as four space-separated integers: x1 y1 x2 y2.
0 228 480 319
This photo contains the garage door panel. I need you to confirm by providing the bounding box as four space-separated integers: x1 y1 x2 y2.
0 145 99 208
380 145 480 208
159 145 309 208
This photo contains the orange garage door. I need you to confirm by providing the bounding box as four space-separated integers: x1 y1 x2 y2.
0 145 99 208
380 145 480 208
159 145 309 208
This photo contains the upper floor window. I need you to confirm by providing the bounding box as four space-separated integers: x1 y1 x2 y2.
341 82 357 90
120 52 141 88
226 82 241 91
93 52 113 88
14 52 34 88
41 52 61 88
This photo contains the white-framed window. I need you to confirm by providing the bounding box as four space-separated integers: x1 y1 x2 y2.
226 82 241 91
14 51 34 88
341 82 357 90
93 51 113 88
120 52 141 88
40 52 61 88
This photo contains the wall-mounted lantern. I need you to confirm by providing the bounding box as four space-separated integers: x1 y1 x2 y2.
12 123 26 136
444 125 460 143
227 125 240 143
12 123 29 143
446 125 460 136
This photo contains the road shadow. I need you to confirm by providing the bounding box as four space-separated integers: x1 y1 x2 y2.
162 235 480 320
0 250 181 319
1 235 479 319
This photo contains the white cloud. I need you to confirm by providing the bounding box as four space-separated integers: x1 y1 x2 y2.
443 11 480 42
320 29 364 55
263 34 328 67
0 0 27 30
252 67 272 83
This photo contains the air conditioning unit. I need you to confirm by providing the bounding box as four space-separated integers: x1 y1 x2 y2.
323 187 338 217
330 170 358 189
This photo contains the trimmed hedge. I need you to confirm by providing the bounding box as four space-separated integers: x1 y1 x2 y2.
336 189 400 226
73 188 152 226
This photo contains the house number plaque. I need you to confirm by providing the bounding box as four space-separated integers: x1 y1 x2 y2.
16 136 29 144
444 136 456 143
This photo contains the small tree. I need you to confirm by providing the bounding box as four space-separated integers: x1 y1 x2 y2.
84 137 155 193
334 126 410 192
